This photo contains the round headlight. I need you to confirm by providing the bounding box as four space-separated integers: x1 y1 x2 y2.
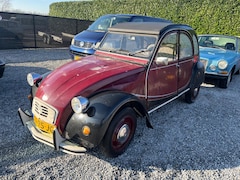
27 73 42 86
71 96 89 114
27 73 34 86
210 64 216 71
218 60 228 70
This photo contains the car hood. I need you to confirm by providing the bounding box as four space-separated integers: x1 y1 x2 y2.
199 47 237 61
74 30 105 43
35 54 144 110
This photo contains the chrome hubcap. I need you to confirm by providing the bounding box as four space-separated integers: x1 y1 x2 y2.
117 124 130 143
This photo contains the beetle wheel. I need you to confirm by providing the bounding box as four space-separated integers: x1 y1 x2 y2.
101 107 137 157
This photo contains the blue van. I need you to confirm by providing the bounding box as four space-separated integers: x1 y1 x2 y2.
69 14 171 60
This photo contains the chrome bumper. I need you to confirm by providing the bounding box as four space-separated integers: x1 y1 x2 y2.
18 108 87 155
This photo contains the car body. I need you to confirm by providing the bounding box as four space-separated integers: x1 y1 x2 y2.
0 60 5 78
18 22 204 157
0 19 24 40
198 34 240 88
69 14 171 60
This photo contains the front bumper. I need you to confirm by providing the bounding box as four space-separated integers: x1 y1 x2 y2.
18 108 87 155
204 72 228 80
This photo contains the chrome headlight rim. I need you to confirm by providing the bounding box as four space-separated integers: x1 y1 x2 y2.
218 59 228 70
27 72 42 86
71 96 89 114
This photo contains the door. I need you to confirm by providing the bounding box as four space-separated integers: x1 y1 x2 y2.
147 32 178 102
146 31 194 103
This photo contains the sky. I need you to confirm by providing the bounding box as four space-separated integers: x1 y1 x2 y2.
10 0 84 15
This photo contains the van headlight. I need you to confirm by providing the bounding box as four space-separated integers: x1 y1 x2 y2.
71 39 75 45
71 96 89 114
218 60 228 70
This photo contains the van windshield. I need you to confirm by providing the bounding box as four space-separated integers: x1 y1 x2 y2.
98 32 157 59
88 16 131 32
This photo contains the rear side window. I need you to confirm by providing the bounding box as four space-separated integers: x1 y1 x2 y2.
179 33 193 59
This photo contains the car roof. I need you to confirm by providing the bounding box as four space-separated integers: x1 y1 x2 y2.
108 22 175 35
101 14 171 22
102 14 161 18
198 34 239 39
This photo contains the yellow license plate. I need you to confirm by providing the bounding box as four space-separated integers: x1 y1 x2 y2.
34 116 55 134
74 55 81 60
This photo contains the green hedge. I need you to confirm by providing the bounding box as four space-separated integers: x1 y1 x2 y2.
49 0 240 36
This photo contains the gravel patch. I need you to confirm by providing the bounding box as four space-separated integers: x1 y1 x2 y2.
1 48 240 179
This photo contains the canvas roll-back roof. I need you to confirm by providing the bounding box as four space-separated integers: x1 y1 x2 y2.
108 22 173 35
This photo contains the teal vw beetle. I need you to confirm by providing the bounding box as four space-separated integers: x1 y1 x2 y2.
198 34 240 88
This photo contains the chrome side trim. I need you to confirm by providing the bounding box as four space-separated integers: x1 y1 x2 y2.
148 88 189 114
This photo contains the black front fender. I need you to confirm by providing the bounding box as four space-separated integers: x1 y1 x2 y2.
64 91 147 148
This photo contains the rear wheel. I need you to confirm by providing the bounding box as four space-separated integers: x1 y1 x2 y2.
101 108 137 157
185 86 200 103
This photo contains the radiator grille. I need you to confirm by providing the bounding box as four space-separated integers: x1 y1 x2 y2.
32 97 58 123
200 59 208 70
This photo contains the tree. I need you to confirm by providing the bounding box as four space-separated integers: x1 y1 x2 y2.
0 0 11 11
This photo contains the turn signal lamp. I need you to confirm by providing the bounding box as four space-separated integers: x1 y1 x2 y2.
82 126 90 136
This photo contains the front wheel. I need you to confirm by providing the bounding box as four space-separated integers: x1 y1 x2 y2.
219 70 232 88
101 108 137 157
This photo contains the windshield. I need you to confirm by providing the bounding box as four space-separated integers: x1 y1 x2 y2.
98 32 157 59
88 16 131 32
198 35 236 51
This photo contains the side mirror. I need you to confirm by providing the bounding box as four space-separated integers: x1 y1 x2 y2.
156 57 168 66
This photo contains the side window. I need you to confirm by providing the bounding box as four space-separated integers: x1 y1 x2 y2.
156 32 177 65
192 35 199 55
179 33 193 59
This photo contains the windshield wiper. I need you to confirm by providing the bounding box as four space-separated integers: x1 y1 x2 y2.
129 49 150 56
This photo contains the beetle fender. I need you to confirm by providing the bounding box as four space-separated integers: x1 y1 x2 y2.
64 91 148 148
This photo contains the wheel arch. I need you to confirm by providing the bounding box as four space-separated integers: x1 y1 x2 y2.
64 90 150 148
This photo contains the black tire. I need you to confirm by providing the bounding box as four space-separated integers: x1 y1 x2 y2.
219 70 232 88
185 86 200 103
101 108 137 157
